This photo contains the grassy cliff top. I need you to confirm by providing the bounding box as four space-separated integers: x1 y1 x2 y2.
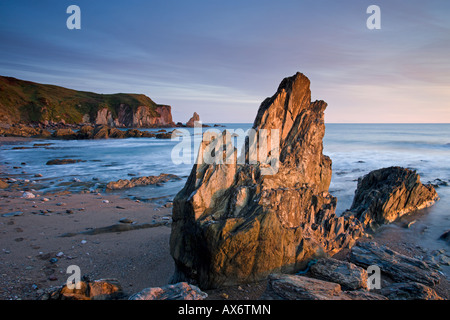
0 75 159 124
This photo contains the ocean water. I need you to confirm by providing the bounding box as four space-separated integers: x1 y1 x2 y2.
1 123 450 254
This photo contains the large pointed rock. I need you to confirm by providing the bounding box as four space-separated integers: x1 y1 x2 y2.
169 72 363 289
186 112 200 127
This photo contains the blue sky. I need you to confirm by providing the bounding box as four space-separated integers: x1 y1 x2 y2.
1 0 449 123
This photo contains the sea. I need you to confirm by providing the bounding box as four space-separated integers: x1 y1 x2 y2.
1 123 450 267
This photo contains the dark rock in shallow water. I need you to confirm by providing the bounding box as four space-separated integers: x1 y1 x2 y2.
439 230 450 244
344 166 438 229
155 132 172 139
46 159 84 165
428 178 449 188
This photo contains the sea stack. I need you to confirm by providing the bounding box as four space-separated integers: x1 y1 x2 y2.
186 112 200 127
169 72 363 289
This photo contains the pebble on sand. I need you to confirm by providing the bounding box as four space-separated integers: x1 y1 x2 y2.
21 191 35 199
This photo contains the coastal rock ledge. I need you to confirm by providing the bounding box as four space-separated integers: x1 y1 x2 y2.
344 166 439 229
169 72 364 289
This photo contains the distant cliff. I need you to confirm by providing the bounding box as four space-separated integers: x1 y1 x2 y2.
0 76 175 127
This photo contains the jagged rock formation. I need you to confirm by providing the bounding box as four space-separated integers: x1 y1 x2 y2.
170 72 364 289
0 124 177 140
261 241 443 300
261 273 387 300
309 258 369 290
83 104 174 128
105 173 181 190
129 282 208 300
39 278 124 300
90 105 174 127
379 282 442 300
0 124 51 138
349 241 440 287
186 112 200 127
344 167 439 229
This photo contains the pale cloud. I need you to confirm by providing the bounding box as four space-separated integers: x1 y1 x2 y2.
321 83 450 123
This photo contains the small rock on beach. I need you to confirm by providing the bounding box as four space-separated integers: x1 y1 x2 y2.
21 191 35 199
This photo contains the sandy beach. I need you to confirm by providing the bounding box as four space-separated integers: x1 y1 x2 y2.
1 186 449 300
1 134 449 301
0 188 174 300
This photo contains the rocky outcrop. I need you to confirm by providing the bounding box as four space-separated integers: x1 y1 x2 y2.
344 167 439 229
129 282 207 300
130 105 173 127
106 173 181 190
261 240 444 300
349 241 440 287
1 124 178 140
379 282 442 300
169 72 364 289
52 128 77 139
263 273 343 300
309 258 368 290
186 112 200 127
40 279 207 300
0 124 51 138
95 108 115 127
261 270 442 300
0 75 176 128
46 159 85 165
439 230 450 244
94 105 174 128
262 273 386 300
39 278 124 300
154 105 174 127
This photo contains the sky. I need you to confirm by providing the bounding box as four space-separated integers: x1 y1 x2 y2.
0 0 449 123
